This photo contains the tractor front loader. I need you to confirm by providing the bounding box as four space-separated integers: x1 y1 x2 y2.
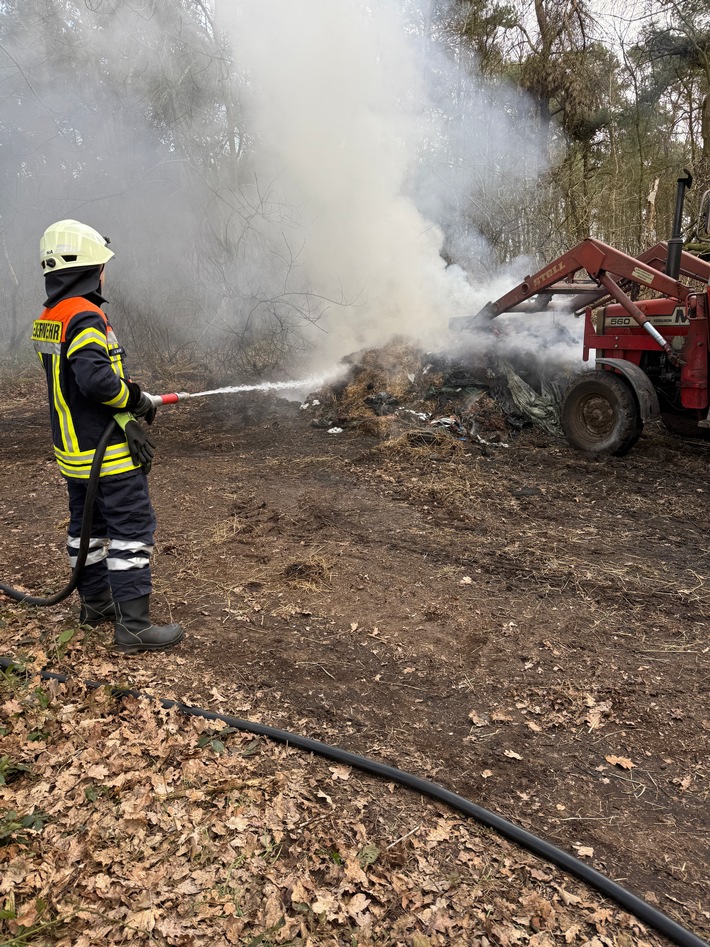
452 172 710 455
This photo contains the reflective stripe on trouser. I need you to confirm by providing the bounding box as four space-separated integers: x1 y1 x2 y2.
67 535 108 567
66 533 110 599
66 471 157 600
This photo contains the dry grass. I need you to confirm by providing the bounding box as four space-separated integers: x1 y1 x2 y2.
354 416 397 438
376 429 466 457
282 553 334 590
260 455 348 468
338 338 442 427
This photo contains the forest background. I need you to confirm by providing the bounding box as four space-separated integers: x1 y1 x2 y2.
0 0 709 383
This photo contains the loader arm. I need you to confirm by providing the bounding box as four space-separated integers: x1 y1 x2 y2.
452 237 693 363
637 242 710 283
565 242 710 312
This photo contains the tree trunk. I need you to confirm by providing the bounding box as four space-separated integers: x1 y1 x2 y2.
645 177 659 246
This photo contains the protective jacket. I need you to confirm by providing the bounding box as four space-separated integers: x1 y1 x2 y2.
32 270 141 480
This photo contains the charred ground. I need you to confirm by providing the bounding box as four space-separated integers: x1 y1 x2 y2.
0 351 708 944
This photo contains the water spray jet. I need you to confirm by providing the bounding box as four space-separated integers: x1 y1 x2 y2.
148 373 338 407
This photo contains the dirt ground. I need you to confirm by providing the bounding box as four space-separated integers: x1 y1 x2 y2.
1 368 709 944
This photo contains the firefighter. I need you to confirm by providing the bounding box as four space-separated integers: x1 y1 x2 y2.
32 219 183 653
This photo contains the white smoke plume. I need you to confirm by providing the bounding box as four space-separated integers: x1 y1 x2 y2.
220 0 551 367
0 0 569 384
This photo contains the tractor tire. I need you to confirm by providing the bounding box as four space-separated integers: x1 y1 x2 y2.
561 370 642 456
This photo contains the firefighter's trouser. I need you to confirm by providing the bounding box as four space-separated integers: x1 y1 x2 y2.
65 472 157 601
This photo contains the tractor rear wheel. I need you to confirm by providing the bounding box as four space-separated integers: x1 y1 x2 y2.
561 370 642 456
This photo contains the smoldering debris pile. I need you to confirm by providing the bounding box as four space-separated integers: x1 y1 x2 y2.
301 337 576 448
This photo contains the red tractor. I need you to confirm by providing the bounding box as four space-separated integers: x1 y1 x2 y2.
453 172 710 454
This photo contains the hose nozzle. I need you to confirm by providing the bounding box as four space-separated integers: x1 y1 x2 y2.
150 392 190 407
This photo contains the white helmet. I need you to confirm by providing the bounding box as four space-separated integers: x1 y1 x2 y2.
40 219 114 273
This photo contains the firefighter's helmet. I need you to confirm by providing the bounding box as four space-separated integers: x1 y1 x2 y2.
40 219 114 273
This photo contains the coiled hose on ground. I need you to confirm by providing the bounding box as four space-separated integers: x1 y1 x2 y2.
0 421 707 947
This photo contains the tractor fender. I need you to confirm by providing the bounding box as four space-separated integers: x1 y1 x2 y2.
595 358 660 422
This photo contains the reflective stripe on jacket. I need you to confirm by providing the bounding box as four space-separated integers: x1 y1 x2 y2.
32 297 141 479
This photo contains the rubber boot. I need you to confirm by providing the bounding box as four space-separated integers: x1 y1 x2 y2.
114 595 184 654
79 588 117 627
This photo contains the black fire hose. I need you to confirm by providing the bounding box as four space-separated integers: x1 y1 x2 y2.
0 420 116 606
0 420 707 947
0 658 706 947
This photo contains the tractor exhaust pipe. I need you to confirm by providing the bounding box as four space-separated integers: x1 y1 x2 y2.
666 169 693 281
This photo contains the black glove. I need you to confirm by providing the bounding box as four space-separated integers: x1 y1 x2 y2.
124 420 156 474
126 381 157 425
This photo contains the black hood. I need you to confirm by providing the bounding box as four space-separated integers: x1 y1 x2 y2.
43 265 107 309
